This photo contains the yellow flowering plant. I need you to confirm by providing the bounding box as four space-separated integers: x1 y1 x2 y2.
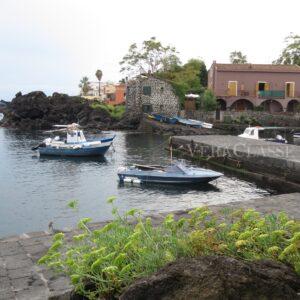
39 199 300 300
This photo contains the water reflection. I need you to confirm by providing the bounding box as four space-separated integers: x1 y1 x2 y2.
37 155 107 164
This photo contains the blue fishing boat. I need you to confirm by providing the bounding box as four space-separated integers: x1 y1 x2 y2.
118 163 223 185
152 113 164 122
32 123 115 157
166 117 178 124
151 114 178 125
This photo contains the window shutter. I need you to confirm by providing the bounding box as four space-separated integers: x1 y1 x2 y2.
143 86 151 96
291 83 295 97
265 83 270 91
255 83 259 96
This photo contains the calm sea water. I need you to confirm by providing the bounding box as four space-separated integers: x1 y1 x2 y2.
0 128 271 237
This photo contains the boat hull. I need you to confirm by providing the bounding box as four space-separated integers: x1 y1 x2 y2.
118 172 221 185
39 145 111 157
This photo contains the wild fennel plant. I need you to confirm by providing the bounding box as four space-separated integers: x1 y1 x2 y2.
39 197 300 299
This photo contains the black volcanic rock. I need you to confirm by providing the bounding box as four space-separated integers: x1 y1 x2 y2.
120 256 300 300
0 91 122 130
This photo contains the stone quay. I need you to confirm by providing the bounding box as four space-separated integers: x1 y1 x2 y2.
171 135 300 191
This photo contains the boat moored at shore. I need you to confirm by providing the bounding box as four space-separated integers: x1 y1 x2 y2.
118 163 223 185
239 126 288 144
32 123 115 157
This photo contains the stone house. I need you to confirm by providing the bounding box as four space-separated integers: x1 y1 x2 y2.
126 75 180 117
208 62 300 113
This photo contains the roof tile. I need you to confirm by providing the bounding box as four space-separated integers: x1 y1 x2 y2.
214 63 300 73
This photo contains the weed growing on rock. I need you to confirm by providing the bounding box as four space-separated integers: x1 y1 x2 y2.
39 198 300 299
90 103 125 120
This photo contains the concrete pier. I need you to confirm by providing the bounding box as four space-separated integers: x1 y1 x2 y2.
171 135 300 187
0 193 300 299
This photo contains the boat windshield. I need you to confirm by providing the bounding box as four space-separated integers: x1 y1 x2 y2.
244 128 251 135
258 129 282 139
165 164 186 174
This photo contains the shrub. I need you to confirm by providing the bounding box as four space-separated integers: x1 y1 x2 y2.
202 89 217 112
39 199 300 299
90 103 125 120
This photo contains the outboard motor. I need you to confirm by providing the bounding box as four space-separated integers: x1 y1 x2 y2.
31 138 52 150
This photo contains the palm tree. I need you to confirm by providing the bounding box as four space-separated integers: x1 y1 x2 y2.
95 70 103 98
79 76 91 96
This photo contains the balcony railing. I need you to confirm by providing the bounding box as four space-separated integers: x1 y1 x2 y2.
214 89 300 99
258 90 285 99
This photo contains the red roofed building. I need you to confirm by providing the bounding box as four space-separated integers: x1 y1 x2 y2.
208 62 300 113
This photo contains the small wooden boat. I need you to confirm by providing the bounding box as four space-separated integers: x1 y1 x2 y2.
149 114 212 128
118 163 223 185
151 114 178 124
176 117 213 128
188 119 213 129
176 117 202 128
32 123 115 157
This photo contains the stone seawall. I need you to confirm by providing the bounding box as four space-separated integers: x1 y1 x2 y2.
171 135 300 191
0 193 299 299
179 109 300 127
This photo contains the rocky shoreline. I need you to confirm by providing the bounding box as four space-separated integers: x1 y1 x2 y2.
0 91 230 136
0 91 138 130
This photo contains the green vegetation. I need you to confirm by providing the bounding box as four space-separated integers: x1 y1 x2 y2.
222 114 260 125
201 89 217 111
79 76 92 96
273 33 300 66
120 38 208 108
120 37 180 75
229 51 248 64
39 197 300 299
156 59 207 107
90 103 125 120
232 114 260 125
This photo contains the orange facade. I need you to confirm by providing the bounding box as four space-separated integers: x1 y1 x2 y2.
105 84 126 106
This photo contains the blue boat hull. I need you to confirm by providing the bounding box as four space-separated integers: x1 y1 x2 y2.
118 173 221 185
152 114 178 124
39 145 110 157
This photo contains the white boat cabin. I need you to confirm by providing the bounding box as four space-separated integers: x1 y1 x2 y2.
239 127 262 140
239 126 287 143
66 130 86 144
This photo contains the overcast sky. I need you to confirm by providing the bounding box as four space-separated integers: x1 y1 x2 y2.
0 0 299 101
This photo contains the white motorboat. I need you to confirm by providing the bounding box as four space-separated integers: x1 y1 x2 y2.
32 123 115 156
239 126 287 144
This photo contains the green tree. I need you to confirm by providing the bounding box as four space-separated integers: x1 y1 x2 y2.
156 59 207 106
183 59 208 88
230 51 248 64
120 37 181 76
79 76 91 96
273 33 300 65
202 89 217 111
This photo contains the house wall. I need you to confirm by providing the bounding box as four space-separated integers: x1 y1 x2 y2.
208 64 300 112
126 76 180 117
115 84 126 104
214 71 300 98
106 84 125 106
